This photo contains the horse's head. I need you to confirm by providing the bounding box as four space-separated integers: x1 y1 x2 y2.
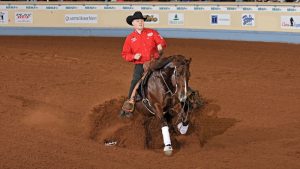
169 55 191 102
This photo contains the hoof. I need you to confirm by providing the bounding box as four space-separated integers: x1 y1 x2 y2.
177 122 189 135
163 145 173 156
119 110 133 118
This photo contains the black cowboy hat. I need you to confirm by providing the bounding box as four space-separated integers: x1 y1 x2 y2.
126 11 147 26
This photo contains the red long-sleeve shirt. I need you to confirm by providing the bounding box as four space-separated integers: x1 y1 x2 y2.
121 28 167 64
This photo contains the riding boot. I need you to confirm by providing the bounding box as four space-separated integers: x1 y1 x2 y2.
122 98 135 113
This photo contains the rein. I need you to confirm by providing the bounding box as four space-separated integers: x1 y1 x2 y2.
160 66 178 96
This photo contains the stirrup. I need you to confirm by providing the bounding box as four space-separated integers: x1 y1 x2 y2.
122 100 135 113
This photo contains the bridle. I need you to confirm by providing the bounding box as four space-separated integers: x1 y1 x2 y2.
159 64 188 100
160 66 178 96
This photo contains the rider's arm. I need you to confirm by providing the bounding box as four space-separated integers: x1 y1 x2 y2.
121 36 135 62
153 30 167 49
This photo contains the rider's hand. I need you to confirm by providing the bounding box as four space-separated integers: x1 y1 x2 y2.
134 53 141 60
157 44 162 51
157 44 163 56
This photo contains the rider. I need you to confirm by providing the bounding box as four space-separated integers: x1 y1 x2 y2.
120 11 167 116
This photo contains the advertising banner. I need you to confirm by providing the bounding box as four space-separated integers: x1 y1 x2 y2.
0 11 8 24
281 16 300 29
145 14 159 24
168 13 184 25
242 14 255 27
15 12 33 23
211 14 230 25
65 14 97 24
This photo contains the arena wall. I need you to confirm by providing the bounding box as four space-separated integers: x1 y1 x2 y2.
1 2 300 43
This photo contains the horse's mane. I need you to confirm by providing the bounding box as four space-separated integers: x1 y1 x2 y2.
150 55 186 71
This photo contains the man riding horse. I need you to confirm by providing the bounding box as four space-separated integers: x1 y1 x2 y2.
120 11 167 116
120 11 203 156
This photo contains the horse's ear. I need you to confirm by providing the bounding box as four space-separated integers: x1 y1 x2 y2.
186 58 192 64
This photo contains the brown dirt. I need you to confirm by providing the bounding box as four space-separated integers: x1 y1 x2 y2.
0 36 299 169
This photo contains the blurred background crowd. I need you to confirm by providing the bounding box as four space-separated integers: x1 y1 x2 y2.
0 0 299 2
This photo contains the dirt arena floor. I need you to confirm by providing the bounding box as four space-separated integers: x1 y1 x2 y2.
0 36 299 169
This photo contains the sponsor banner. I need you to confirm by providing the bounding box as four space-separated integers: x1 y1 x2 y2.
242 14 255 27
64 5 84 10
122 5 135 10
210 6 224 11
145 14 159 24
102 5 124 10
83 6 98 10
1 4 300 12
194 6 205 11
43 5 61 10
0 11 8 24
176 6 194 11
155 6 177 11
211 14 230 26
15 12 33 23
25 5 38 10
281 16 300 29
168 13 184 25
286 7 297 12
65 14 97 24
4 5 18 10
139 5 154 11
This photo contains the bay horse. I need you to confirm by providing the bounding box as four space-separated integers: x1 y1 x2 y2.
136 55 192 156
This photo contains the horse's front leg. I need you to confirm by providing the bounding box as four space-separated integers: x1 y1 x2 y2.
161 120 173 156
171 102 190 135
154 103 173 156
177 102 190 135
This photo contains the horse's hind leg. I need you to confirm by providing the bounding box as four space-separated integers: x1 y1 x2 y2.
143 116 153 149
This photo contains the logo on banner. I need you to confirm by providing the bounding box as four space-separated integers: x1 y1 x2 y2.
145 14 159 24
168 13 184 25
211 14 230 25
211 15 218 24
0 11 8 24
65 14 97 24
15 12 33 23
242 14 255 26
281 16 300 29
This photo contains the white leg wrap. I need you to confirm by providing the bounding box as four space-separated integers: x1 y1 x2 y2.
177 122 189 135
161 126 171 146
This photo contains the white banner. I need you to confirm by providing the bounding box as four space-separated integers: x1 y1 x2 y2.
211 14 230 25
242 14 255 27
65 14 97 24
15 12 33 23
0 11 8 24
281 16 300 29
168 13 184 25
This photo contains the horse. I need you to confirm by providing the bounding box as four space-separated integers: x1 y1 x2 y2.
135 54 193 156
